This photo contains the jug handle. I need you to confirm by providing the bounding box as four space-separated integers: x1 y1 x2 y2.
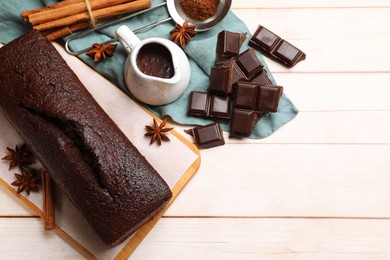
116 25 141 54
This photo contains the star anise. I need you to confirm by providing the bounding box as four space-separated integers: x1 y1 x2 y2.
86 43 117 63
170 20 197 48
145 118 174 145
11 168 40 195
2 144 32 170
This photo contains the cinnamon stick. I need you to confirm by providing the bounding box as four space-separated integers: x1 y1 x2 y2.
44 1 141 42
28 0 134 26
45 27 72 41
40 27 59 36
34 0 151 31
45 22 89 41
21 0 83 22
42 171 55 230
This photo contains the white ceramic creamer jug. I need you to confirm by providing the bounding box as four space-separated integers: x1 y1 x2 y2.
116 25 191 106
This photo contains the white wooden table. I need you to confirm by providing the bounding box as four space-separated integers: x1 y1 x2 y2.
1 0 390 258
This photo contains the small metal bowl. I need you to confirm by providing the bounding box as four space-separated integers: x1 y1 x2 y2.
167 0 232 31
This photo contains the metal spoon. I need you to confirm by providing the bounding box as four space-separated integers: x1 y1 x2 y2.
65 0 232 56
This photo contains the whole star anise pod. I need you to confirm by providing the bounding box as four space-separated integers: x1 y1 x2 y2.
145 118 174 145
11 168 40 195
86 43 117 63
170 20 197 48
2 144 32 170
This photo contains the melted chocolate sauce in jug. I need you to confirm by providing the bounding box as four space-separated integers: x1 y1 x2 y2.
136 43 174 79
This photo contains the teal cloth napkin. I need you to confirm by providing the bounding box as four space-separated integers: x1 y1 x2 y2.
0 0 298 138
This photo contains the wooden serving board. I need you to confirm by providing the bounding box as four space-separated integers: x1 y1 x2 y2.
0 43 200 259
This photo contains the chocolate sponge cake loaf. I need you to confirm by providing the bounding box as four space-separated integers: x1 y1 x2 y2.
0 30 172 246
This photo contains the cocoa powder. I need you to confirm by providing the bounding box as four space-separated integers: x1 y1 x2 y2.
179 0 220 21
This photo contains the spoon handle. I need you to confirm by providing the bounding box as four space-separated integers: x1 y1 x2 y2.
133 17 172 34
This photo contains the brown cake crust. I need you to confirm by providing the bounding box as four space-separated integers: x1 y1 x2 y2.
0 30 172 246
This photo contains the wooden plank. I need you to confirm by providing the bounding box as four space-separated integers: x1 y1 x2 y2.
232 0 390 8
233 8 390 40
263 39 390 73
231 8 390 72
0 218 81 259
175 111 390 144
272 73 390 112
133 218 390 259
243 111 390 144
164 144 390 217
2 218 390 259
0 184 38 217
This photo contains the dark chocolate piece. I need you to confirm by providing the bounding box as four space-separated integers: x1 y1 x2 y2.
250 69 272 86
209 94 231 119
229 109 258 137
249 25 306 68
256 85 284 112
230 59 247 85
273 40 304 66
250 26 280 52
208 65 233 95
188 91 231 120
191 123 225 149
234 82 258 110
235 49 264 79
229 82 283 137
188 91 209 117
216 31 241 64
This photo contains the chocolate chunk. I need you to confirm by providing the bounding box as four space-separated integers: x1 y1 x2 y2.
188 91 209 117
250 70 272 86
250 26 280 52
249 25 306 68
216 31 241 64
256 85 284 112
235 49 264 79
229 82 283 137
234 82 258 110
189 123 225 149
208 65 233 95
209 94 231 119
273 40 304 67
230 59 247 85
188 91 231 120
229 109 258 137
